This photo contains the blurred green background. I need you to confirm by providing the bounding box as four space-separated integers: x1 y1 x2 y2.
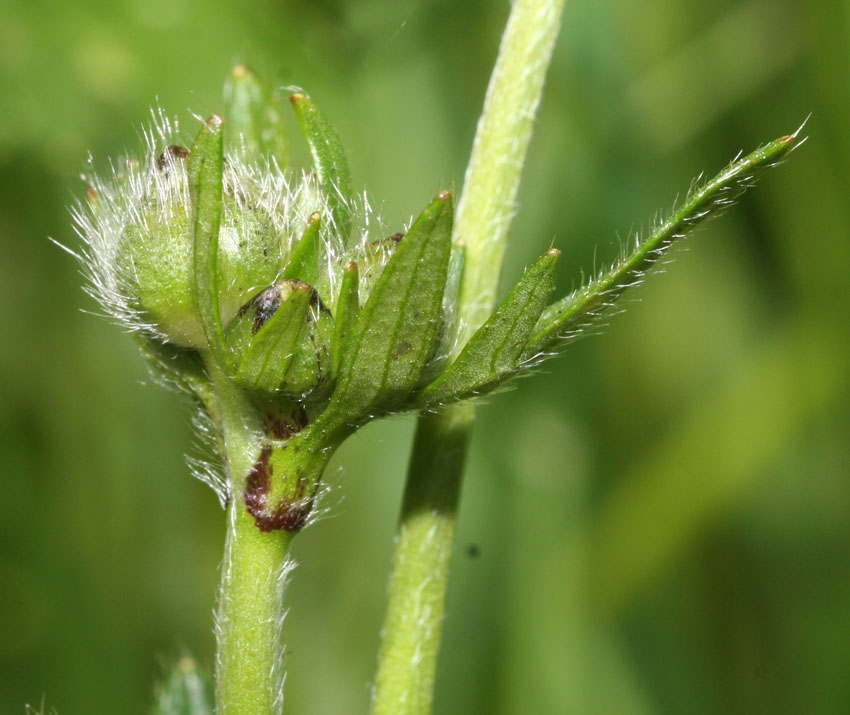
1 0 848 712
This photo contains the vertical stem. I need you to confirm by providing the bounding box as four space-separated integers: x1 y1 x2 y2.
217 503 294 714
372 0 566 713
209 362 293 714
453 0 567 350
372 404 474 715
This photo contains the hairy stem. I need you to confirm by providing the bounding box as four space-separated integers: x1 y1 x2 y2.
371 0 566 712
372 404 473 715
217 504 293 714
209 362 293 714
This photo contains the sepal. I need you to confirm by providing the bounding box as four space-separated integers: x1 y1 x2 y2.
290 92 353 241
324 191 453 425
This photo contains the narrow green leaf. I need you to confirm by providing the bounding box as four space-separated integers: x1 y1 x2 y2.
327 192 453 424
290 92 353 240
152 657 214 715
283 211 322 284
230 281 312 394
523 131 803 359
332 260 360 375
422 241 466 384
224 64 288 166
188 114 227 366
417 248 560 406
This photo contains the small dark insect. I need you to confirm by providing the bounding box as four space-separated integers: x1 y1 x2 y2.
466 544 481 559
156 144 190 172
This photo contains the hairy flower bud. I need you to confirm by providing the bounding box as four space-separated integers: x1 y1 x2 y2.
226 280 334 398
119 144 283 348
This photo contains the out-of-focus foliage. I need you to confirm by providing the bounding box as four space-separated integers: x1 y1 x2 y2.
1 0 847 713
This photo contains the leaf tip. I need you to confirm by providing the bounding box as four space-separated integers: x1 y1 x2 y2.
205 113 225 130
437 189 452 201
545 248 561 257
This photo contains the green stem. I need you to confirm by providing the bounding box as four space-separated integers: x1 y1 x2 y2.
208 361 293 714
372 405 473 715
217 503 294 714
371 0 566 712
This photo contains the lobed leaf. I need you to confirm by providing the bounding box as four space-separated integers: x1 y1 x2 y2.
417 248 560 406
523 131 803 359
290 92 353 241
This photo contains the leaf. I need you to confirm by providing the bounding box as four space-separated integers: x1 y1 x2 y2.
332 260 359 375
188 114 227 366
417 248 560 406
326 191 453 425
284 211 322 285
523 131 804 359
224 64 288 166
290 92 353 240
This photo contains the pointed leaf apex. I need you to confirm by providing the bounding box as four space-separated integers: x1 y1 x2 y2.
205 114 224 129
437 190 451 201
308 211 321 224
344 260 357 272
546 248 560 257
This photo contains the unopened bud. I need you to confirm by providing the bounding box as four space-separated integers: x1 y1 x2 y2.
226 280 334 398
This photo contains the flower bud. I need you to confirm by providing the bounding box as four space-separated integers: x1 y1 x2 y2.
226 279 334 398
118 144 283 348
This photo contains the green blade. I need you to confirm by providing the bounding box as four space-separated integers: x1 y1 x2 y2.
524 131 803 358
231 281 313 394
327 191 453 425
224 64 288 167
188 114 227 366
332 260 360 375
417 248 560 406
290 92 353 241
284 211 322 285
